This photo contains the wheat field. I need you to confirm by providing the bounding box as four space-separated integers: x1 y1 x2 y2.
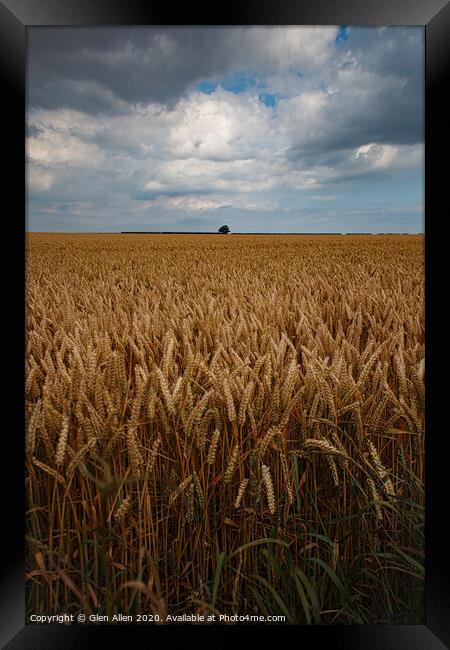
25 233 424 624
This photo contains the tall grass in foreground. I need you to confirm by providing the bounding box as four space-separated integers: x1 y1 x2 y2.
25 234 424 623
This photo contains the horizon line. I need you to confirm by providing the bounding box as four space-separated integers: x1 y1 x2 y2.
26 231 424 235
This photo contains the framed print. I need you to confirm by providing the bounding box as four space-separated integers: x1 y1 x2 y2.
1 0 449 648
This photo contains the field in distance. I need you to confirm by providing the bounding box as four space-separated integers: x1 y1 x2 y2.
26 233 424 624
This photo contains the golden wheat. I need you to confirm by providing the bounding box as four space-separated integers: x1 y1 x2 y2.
25 233 424 621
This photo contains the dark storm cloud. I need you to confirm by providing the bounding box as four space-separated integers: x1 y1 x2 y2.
284 27 424 165
28 27 423 141
344 27 423 81
285 90 422 164
342 27 423 135
28 27 243 113
26 26 346 114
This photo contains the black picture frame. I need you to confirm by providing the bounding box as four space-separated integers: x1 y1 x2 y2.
2 0 449 647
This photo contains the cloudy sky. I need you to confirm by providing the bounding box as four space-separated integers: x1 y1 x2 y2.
26 26 424 233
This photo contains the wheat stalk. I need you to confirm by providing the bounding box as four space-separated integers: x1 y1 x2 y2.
224 445 240 484
55 415 69 467
207 429 221 465
114 496 131 522
234 478 249 508
261 465 276 515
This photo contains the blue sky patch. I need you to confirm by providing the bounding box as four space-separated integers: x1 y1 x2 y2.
219 72 258 94
197 72 260 96
195 80 217 94
258 93 277 108
336 26 349 44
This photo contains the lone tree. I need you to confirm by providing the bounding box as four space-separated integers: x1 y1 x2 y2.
218 224 230 234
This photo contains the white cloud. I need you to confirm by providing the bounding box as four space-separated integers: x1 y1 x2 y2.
354 143 399 168
237 26 338 72
150 195 230 211
144 194 278 212
27 165 54 191
27 129 104 168
353 143 422 171
166 88 277 162
26 78 423 206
